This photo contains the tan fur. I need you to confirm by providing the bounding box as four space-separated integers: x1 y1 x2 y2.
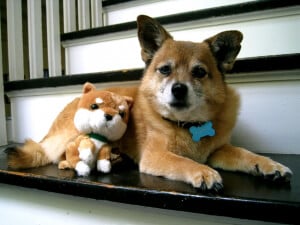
107 16 292 189
8 15 292 190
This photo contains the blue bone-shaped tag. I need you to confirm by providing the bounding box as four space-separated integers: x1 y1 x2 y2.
189 121 215 142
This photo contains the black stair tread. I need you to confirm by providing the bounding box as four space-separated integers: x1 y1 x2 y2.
0 146 299 224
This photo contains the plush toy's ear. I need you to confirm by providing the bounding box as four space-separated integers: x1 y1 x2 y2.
82 82 96 94
137 15 173 65
124 96 133 109
205 30 243 73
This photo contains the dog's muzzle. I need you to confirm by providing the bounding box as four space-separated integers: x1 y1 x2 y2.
170 82 188 109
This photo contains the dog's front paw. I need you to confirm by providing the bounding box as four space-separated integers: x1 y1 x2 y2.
253 160 292 182
97 159 111 173
79 148 94 164
75 161 91 176
190 166 223 192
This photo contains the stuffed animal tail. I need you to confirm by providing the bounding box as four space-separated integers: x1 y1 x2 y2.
7 139 51 169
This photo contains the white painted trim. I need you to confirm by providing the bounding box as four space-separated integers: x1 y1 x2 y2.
6 0 24 81
0 8 7 146
27 0 44 79
46 0 62 77
91 0 103 28
78 0 91 30
63 0 77 33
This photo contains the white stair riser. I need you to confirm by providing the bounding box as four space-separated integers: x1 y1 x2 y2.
6 76 300 155
104 0 254 25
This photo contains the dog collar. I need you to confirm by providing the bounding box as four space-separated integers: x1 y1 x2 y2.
88 133 108 143
163 118 215 142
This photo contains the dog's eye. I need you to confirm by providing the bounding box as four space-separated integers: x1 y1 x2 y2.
119 111 126 118
90 104 99 110
158 65 172 76
192 66 207 79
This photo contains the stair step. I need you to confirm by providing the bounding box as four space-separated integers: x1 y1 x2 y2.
61 1 300 74
61 0 299 41
0 148 299 224
4 54 300 92
4 54 300 148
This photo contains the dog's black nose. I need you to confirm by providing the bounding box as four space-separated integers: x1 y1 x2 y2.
104 114 113 121
171 83 188 100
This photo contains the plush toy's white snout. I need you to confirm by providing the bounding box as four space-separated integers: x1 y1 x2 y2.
74 108 127 141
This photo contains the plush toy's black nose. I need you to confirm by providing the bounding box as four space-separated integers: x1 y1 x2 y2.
104 114 113 121
171 82 188 100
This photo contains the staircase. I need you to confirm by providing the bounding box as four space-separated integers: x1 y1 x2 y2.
1 0 300 224
4 0 300 153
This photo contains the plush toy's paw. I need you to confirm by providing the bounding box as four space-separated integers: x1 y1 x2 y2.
79 148 94 164
58 160 71 169
97 159 111 173
75 161 91 176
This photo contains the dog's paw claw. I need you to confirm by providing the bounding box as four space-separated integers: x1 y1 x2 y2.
199 182 207 192
212 182 223 192
254 161 292 183
283 171 293 181
265 170 292 182
196 181 223 192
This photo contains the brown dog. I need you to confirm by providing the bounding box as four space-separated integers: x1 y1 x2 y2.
8 15 292 191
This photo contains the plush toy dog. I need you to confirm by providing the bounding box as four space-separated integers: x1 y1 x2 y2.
58 82 133 176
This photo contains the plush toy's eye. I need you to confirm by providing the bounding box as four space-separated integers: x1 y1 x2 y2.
119 111 126 118
90 104 99 110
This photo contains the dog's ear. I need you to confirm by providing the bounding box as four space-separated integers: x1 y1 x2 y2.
205 31 243 73
137 15 173 64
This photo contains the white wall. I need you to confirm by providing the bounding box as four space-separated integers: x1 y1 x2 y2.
0 183 281 225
